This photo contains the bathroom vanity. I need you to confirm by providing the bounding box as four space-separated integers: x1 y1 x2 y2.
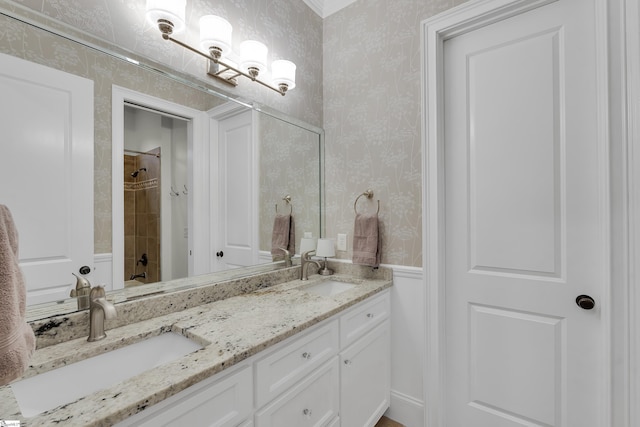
0 264 391 426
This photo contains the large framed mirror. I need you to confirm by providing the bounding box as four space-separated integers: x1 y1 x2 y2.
0 5 324 321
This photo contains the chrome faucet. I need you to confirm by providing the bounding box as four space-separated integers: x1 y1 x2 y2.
70 273 91 310
277 247 293 267
300 250 322 281
88 286 117 342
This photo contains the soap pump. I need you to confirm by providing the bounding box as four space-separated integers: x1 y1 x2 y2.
70 272 91 310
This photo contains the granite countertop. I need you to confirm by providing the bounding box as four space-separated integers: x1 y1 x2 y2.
0 265 391 426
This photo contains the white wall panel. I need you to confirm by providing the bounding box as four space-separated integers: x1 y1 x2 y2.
469 30 563 278
469 304 564 426
385 266 424 426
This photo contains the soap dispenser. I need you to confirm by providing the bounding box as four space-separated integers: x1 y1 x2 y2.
70 272 91 310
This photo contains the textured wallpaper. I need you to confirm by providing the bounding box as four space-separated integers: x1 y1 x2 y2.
8 0 323 127
323 0 467 267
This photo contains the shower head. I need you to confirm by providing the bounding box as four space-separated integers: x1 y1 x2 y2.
130 167 147 178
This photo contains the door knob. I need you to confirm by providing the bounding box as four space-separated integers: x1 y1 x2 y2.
576 295 595 310
216 251 224 258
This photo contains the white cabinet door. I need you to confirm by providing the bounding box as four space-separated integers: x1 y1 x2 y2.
340 322 390 427
0 52 93 305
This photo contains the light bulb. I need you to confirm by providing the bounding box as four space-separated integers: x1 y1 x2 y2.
199 15 232 59
239 40 268 77
145 0 186 35
272 59 296 91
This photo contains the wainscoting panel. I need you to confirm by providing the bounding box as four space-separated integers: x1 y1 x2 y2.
385 265 425 427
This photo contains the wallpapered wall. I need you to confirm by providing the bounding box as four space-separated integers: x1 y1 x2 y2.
8 0 323 127
0 13 223 253
323 0 468 267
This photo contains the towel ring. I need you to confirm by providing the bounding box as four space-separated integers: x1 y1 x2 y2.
354 189 380 215
275 195 293 215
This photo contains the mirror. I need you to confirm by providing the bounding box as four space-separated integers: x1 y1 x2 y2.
0 7 324 321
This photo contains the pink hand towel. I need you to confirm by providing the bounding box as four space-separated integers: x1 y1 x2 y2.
271 214 295 259
0 205 36 386
352 212 381 268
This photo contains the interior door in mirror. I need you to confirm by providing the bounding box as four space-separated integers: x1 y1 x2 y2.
0 53 94 305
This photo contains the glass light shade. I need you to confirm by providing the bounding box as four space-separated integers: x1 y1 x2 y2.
271 60 296 90
315 238 336 258
299 237 317 255
239 40 268 75
199 15 232 56
145 0 186 34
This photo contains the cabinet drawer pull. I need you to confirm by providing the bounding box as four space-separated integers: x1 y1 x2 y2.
366 313 374 318
303 408 313 418
344 359 352 365
301 352 312 359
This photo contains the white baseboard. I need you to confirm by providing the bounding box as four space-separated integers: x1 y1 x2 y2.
385 389 424 427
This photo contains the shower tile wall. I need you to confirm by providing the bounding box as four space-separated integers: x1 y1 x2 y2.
124 155 136 281
124 149 161 284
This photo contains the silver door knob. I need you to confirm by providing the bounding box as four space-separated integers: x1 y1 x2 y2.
576 295 595 310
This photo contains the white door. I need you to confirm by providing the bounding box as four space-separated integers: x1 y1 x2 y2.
444 0 607 425
215 109 258 270
0 53 93 306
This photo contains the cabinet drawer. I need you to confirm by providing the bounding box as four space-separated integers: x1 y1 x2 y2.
117 365 252 427
255 358 339 427
340 290 390 347
256 320 339 407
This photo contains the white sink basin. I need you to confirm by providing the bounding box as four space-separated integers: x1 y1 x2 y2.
303 280 357 296
11 332 203 417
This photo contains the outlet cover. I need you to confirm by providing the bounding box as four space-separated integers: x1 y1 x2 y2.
337 233 347 251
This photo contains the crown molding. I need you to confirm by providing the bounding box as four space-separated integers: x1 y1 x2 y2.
302 0 358 18
302 0 323 17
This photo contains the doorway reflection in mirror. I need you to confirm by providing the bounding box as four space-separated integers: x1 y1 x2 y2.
124 148 159 285
124 106 189 286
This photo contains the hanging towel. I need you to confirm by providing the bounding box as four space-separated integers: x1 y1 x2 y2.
271 214 295 259
0 205 36 386
287 215 295 255
352 212 381 268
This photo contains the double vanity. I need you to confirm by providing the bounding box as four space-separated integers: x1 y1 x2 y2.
0 263 391 426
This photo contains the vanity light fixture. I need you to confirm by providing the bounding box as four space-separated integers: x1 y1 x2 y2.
145 0 296 96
